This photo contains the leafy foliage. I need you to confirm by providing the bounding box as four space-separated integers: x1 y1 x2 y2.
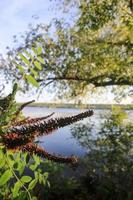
3 0 133 99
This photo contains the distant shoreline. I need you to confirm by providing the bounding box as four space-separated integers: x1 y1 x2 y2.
17 103 133 110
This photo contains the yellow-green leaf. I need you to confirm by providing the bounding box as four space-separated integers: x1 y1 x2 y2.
37 47 42 55
26 75 39 87
17 65 25 74
19 54 30 66
21 176 32 183
28 179 37 190
34 61 42 70
12 182 22 198
0 170 12 186
37 56 45 64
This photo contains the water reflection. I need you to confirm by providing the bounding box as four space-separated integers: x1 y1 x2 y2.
68 107 133 200
23 107 133 200
44 108 132 200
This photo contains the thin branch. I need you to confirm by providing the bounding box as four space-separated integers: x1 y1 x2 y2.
130 0 133 11
5 153 32 200
37 76 133 87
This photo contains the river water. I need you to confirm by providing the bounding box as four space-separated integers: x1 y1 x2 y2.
23 107 133 158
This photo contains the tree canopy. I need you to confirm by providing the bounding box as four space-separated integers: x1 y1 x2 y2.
3 0 133 98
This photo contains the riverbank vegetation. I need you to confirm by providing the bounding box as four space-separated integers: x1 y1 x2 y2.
17 102 133 110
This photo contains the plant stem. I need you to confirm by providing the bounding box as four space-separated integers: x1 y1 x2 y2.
5 152 32 200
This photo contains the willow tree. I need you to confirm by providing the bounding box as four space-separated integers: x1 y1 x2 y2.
5 0 133 98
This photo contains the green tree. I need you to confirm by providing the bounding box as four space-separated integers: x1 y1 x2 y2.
4 0 133 98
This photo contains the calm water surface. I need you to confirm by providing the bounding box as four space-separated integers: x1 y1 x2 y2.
23 107 133 157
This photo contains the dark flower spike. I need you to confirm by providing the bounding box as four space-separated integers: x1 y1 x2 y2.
1 109 93 165
0 84 94 165
21 143 78 165
10 110 94 137
2 133 34 149
15 100 35 116
11 100 35 125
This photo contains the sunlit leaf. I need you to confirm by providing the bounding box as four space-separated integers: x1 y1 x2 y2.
19 54 30 66
21 176 32 183
12 181 22 198
0 170 12 186
26 75 39 87
17 65 25 74
37 47 42 55
37 56 45 64
34 61 42 70
28 179 37 190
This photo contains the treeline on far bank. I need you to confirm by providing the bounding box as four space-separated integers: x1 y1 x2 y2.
16 103 133 110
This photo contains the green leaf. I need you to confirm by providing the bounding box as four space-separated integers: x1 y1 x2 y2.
33 154 41 165
39 174 43 184
0 150 4 159
32 47 37 54
12 181 22 198
24 50 34 59
34 172 39 181
17 163 25 176
21 176 32 183
26 75 39 87
34 61 42 70
30 68 39 77
37 56 45 64
43 172 49 179
17 191 27 200
0 170 12 186
28 179 37 190
19 54 30 66
32 197 38 200
0 158 5 168
29 163 38 171
37 47 42 55
17 65 25 74
47 181 50 188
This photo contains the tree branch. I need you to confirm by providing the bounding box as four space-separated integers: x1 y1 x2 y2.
37 76 133 87
130 0 133 11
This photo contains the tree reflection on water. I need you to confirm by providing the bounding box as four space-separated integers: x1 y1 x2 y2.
70 107 133 200
39 107 133 200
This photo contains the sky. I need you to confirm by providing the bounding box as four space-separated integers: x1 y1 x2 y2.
0 0 56 54
0 0 61 102
0 0 132 104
